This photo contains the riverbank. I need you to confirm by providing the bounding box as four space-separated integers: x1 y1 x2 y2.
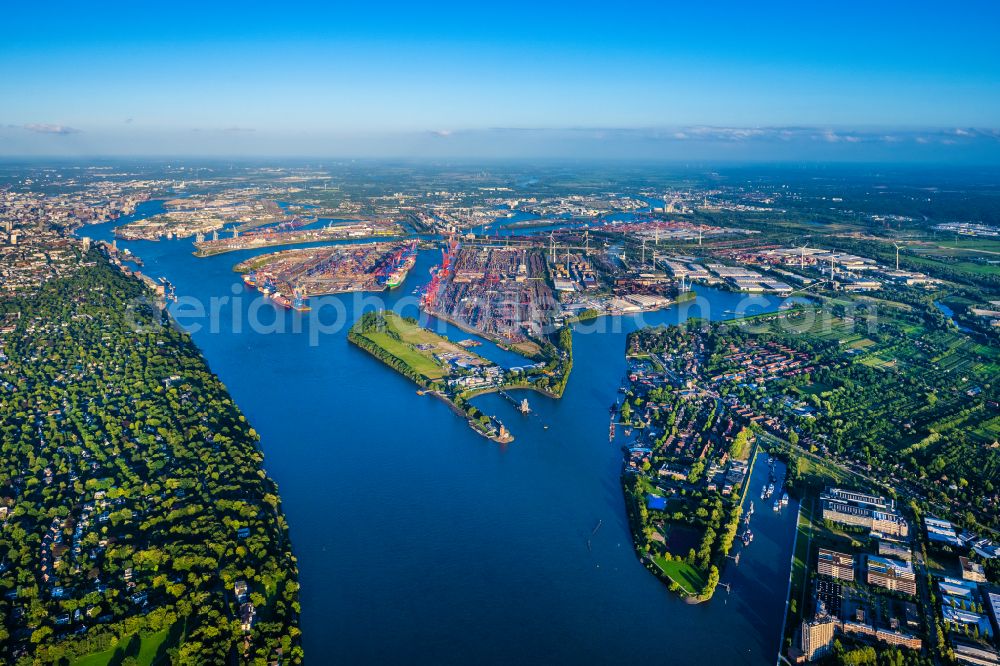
425 308 545 358
424 308 573 397
425 389 514 444
348 310 514 443
2 254 302 664
75 209 800 665
567 289 697 324
614 326 768 603
192 226 406 257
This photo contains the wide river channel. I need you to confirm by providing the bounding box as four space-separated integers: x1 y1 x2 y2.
84 202 799 664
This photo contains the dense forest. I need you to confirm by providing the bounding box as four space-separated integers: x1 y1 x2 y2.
0 256 301 664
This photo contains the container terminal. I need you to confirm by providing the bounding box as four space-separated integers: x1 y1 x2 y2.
236 241 417 309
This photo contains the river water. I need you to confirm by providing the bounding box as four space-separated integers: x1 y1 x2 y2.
82 201 799 664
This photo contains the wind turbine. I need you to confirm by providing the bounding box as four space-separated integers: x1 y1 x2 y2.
893 242 903 271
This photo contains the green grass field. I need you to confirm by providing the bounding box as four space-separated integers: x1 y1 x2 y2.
354 312 493 381
361 329 447 379
784 500 813 644
651 556 707 595
71 627 172 666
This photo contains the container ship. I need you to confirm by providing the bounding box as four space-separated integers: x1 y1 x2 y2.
270 291 292 308
242 270 258 288
376 242 418 289
385 251 417 288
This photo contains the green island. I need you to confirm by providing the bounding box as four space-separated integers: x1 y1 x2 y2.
348 311 572 442
0 255 301 665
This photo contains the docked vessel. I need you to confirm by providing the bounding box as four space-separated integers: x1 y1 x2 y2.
270 291 292 308
377 242 418 289
242 271 257 288
385 252 417 288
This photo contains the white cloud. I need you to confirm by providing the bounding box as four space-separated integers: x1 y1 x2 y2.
23 123 80 135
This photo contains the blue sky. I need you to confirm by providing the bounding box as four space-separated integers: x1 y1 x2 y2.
2 0 999 160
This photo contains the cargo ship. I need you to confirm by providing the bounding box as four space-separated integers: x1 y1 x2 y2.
385 251 417 288
270 291 292 308
242 270 258 288
376 242 418 289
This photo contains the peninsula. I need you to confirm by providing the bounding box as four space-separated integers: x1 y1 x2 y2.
348 311 514 443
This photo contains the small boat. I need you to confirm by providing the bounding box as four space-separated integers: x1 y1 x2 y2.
781 492 789 507
773 498 782 512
